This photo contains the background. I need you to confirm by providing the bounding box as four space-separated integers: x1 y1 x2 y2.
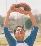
0 0 41 46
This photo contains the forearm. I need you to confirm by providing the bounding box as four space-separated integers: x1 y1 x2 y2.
4 11 10 28
29 12 37 26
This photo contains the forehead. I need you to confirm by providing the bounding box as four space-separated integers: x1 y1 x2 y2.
16 27 22 30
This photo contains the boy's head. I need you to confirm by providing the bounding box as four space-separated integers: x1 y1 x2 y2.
14 26 25 41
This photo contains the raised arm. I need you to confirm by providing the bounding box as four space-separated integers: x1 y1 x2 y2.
4 4 16 45
4 4 16 27
24 11 38 46
29 12 37 26
18 3 38 45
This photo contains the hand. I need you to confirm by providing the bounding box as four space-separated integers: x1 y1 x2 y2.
14 8 27 14
8 4 16 13
20 11 31 15
16 8 31 15
15 8 31 15
15 3 31 11
14 3 31 15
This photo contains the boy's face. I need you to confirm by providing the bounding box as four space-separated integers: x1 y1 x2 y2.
14 27 25 41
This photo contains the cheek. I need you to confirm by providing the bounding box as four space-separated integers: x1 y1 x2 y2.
15 32 25 37
15 33 19 37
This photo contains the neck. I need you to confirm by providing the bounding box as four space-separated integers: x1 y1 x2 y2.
17 37 24 41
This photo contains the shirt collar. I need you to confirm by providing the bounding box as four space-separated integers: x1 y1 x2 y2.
16 40 24 43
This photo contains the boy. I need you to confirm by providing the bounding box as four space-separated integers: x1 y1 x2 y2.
4 3 38 46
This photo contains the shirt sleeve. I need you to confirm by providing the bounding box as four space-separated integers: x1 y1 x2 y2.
24 26 38 46
4 27 16 45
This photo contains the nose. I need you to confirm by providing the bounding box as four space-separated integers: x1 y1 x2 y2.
20 29 22 32
19 30 23 34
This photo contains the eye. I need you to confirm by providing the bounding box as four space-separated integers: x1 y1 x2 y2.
21 29 23 31
16 29 24 32
17 29 20 31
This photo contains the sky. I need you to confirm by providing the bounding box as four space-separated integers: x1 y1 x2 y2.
0 0 41 17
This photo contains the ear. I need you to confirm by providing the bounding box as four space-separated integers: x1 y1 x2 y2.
14 29 16 34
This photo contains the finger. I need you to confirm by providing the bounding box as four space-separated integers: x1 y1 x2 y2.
10 4 16 9
11 4 16 7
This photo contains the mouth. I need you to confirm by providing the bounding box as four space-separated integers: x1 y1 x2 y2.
20 32 23 34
